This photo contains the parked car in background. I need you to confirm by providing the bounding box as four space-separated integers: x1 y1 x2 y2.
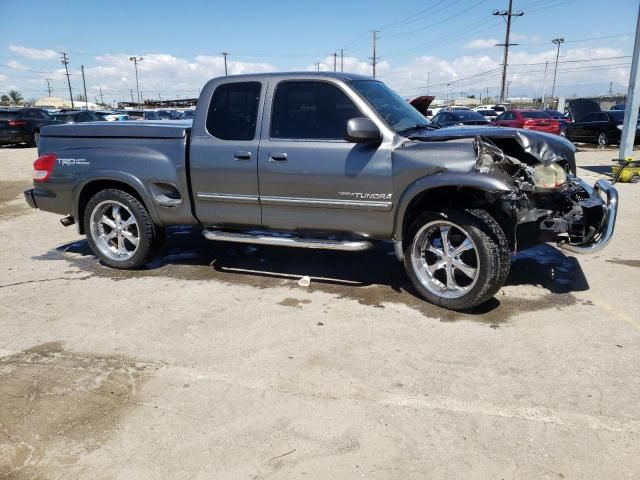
431 109 490 127
104 113 138 121
611 104 626 111
0 107 60 147
492 109 560 135
543 109 570 125
561 110 640 145
52 111 106 124
484 104 507 114
179 109 195 120
472 108 499 121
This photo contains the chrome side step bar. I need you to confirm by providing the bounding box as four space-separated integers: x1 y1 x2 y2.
202 229 373 251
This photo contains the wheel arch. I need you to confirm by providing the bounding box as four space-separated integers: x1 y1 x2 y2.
74 172 160 234
393 173 513 244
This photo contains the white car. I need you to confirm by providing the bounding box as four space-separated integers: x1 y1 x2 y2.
472 108 499 121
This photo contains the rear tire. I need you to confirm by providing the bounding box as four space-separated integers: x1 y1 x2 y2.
83 189 163 269
404 209 510 311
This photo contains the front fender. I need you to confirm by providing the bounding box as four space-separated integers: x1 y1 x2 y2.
392 172 513 241
72 169 162 226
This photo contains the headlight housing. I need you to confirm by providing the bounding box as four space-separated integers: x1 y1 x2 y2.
534 163 567 189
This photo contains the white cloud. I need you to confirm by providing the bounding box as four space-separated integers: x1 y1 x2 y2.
8 45 57 60
464 38 499 49
7 60 28 71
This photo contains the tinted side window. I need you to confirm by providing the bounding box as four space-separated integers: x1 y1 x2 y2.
595 113 608 122
271 81 361 139
207 82 261 140
580 113 596 122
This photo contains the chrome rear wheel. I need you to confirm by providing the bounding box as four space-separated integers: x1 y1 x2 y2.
90 200 140 261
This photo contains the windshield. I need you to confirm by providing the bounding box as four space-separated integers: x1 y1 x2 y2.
351 80 430 133
451 111 486 120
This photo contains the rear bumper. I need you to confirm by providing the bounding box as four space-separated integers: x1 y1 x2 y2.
558 179 618 254
0 131 31 145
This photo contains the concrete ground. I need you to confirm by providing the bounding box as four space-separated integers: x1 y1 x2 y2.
1 145 639 480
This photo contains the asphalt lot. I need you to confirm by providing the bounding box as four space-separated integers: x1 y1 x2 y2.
1 145 639 479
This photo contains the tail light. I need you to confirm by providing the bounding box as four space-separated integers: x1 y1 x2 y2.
8 120 27 127
523 119 536 128
33 154 56 182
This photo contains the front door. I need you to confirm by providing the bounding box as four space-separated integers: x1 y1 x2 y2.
190 80 264 227
257 79 393 238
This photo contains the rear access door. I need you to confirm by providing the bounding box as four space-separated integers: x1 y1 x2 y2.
190 79 265 227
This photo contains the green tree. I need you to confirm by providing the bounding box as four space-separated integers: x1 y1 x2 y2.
0 94 10 105
8 90 24 105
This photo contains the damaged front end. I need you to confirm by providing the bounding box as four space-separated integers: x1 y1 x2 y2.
474 136 618 254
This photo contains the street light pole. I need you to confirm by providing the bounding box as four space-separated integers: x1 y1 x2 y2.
129 56 143 108
221 52 229 76
619 2 640 160
550 38 564 103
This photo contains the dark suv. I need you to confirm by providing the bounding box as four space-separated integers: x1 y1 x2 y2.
0 108 60 147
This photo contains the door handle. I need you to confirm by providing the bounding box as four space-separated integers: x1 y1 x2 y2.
234 151 252 161
268 152 288 162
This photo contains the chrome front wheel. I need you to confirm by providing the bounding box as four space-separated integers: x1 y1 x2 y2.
404 210 510 310
411 220 480 299
90 200 140 261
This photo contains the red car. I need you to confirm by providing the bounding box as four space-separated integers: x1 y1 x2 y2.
491 109 561 135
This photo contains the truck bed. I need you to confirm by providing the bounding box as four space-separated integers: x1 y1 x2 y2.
42 120 192 139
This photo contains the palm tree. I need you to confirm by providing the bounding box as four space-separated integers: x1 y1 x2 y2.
8 90 23 105
0 95 10 105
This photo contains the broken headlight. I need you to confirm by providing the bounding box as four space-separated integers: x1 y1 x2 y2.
533 163 567 189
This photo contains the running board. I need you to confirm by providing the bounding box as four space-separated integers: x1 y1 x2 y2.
202 229 373 251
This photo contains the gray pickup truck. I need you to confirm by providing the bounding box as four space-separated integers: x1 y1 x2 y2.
24 72 618 310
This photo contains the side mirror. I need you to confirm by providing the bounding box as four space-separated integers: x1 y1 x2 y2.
345 117 381 143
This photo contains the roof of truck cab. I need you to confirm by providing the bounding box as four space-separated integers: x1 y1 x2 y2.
215 71 374 81
41 120 191 139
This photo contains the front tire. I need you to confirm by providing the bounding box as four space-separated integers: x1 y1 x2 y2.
404 209 510 310
597 132 608 146
84 189 162 269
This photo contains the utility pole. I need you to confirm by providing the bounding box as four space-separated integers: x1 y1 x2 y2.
619 1 640 160
370 30 380 78
333 52 337 72
541 60 549 108
129 56 143 107
81 65 88 110
45 78 52 97
130 89 135 103
550 38 564 101
221 52 229 76
493 1 524 103
99 85 104 105
314 62 321 72
60 52 74 109
609 81 614 96
340 49 344 72
426 71 430 95
506 81 512 101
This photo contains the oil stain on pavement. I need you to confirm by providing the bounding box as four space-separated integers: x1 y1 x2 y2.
34 228 588 326
0 341 153 479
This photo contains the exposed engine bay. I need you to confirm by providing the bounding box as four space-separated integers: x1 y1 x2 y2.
473 136 612 253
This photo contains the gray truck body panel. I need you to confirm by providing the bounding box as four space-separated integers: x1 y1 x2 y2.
30 72 604 249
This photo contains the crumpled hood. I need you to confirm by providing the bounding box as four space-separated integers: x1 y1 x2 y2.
409 125 576 173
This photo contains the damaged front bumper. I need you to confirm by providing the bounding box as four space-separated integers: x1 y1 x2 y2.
556 179 618 254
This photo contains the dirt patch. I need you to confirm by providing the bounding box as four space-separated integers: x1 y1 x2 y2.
33 228 585 326
0 181 31 219
0 341 153 479
278 297 312 309
606 259 640 269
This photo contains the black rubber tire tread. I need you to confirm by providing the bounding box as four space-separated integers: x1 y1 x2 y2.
28 130 39 147
404 209 510 311
83 188 161 269
597 132 608 146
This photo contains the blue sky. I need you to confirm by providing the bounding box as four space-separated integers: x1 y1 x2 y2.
0 0 638 102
